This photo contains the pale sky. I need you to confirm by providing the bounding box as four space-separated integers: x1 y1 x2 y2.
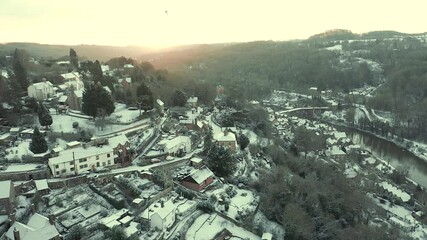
1 0 426 48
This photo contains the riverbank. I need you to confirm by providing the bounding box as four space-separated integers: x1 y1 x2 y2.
323 118 427 163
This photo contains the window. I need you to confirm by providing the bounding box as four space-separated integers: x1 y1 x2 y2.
56 171 60 176
107 160 111 165
61 169 66 174
70 167 75 172
80 164 88 169
96 162 100 167
96 155 100 160
107 153 111 158
55 165 59 169
79 158 87 163
69 161 74 165
102 162 106 166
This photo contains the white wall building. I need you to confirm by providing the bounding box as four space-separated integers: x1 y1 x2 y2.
27 80 55 100
141 199 176 230
158 136 191 155
61 72 84 91
48 145 114 177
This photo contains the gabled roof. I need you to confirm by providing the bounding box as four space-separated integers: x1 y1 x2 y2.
49 145 114 165
5 213 59 240
152 199 175 219
108 134 129 148
186 168 214 184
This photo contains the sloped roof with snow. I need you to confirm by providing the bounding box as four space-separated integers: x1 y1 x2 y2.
188 168 214 184
152 199 175 219
157 99 164 106
108 134 129 148
187 96 198 103
31 81 53 90
35 179 49 191
5 213 59 240
0 180 12 198
49 146 114 164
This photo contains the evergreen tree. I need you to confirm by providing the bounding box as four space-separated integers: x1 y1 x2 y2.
65 225 88 240
136 82 154 113
12 48 29 91
82 83 115 119
207 144 236 177
170 90 187 107
203 130 213 155
237 133 250 150
38 103 52 128
69 48 79 69
29 127 48 154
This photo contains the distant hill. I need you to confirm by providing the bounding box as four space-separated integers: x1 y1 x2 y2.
309 29 358 41
0 43 153 61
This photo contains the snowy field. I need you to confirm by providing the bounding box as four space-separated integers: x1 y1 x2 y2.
209 184 258 220
185 213 260 240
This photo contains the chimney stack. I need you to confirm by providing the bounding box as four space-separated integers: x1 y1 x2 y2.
31 203 36 214
49 214 55 225
160 200 164 208
13 227 20 240
9 212 16 225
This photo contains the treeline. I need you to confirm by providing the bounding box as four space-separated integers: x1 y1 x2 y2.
253 151 410 240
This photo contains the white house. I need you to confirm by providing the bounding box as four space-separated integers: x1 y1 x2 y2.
187 96 198 107
27 80 55 100
213 128 238 152
158 136 191 156
5 213 59 240
141 199 176 230
61 72 84 91
48 145 114 177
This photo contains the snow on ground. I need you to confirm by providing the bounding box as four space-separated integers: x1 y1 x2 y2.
371 196 427 239
324 44 342 51
50 111 150 136
253 211 285 240
185 213 260 240
379 181 411 202
3 163 42 173
209 184 258 220
51 114 93 133
5 140 31 160
354 108 365 124
109 103 141 123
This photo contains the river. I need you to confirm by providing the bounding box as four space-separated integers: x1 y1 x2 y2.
348 129 427 189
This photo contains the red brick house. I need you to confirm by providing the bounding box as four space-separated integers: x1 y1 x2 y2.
108 134 132 165
181 168 214 192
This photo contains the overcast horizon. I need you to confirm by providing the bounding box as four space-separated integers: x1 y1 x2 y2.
1 0 427 48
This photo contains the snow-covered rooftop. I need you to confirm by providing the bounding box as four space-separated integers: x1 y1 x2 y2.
108 134 129 148
5 213 59 240
49 145 113 165
187 96 198 103
158 136 191 150
157 99 164 106
380 181 411 202
0 180 12 198
35 179 49 191
188 168 214 184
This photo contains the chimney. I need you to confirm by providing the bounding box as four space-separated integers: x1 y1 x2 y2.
82 143 86 149
13 228 20 240
224 128 228 136
48 214 55 225
31 203 36 214
9 212 16 225
160 200 164 208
